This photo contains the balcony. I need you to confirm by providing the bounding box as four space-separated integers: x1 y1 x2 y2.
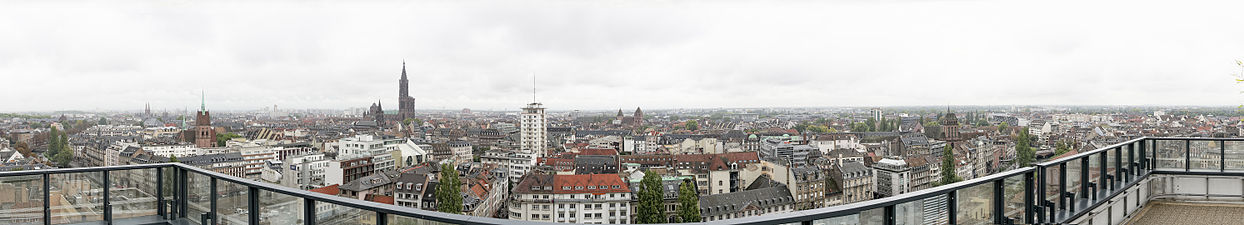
0 137 1240 225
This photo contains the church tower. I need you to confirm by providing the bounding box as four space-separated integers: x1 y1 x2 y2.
195 91 216 148
942 107 961 142
634 107 644 127
398 61 416 122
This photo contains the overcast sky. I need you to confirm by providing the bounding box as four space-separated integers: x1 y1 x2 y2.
3 0 1244 112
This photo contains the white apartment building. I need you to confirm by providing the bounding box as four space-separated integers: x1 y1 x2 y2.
142 144 200 158
509 174 631 224
516 102 547 180
280 153 330 190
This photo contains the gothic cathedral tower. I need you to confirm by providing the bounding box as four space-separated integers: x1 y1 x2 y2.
398 61 416 122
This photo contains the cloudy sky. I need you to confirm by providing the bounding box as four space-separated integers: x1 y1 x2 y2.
3 0 1244 112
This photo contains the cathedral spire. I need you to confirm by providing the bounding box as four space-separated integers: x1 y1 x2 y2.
401 60 407 81
200 90 206 112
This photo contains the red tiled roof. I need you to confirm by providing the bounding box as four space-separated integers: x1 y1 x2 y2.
367 194 395 204
310 184 340 196
579 149 618 156
552 174 629 194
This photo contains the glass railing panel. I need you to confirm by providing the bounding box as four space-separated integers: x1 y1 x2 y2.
389 214 455 225
1154 140 1185 170
186 172 211 224
111 169 158 220
216 180 249 225
1042 166 1060 211
956 183 993 225
1087 154 1101 194
811 213 859 225
49 172 104 224
1189 140 1220 172
1065 160 1082 201
1002 174 1026 224
1226 141 1244 171
161 167 176 216
316 201 377 225
0 175 43 225
894 197 932 225
859 207 884 225
257 189 304 225
1106 148 1118 186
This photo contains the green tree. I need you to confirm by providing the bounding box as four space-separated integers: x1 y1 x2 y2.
998 122 1009 133
216 132 242 147
938 144 962 186
435 164 463 213
168 155 179 163
808 125 831 133
1015 129 1035 167
865 118 877 132
98 117 107 125
684 120 699 131
636 171 667 223
1054 141 1071 156
677 179 701 222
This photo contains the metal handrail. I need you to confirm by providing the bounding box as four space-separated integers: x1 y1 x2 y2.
4 136 1242 225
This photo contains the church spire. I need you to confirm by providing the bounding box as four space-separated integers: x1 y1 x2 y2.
200 90 206 112
401 60 407 81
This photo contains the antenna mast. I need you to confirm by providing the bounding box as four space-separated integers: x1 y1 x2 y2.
532 72 537 103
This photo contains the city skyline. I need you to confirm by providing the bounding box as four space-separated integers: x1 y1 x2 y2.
5 0 1244 112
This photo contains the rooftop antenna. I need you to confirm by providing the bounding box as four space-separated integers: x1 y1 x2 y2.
531 72 537 103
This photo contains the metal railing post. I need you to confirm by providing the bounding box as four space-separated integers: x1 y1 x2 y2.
947 191 957 225
883 204 895 225
157 168 165 218
43 173 50 225
103 171 111 224
1058 162 1066 210
179 168 188 219
1080 158 1089 200
993 179 1004 224
304 199 316 225
1036 165 1046 224
1024 170 1034 224
1138 140 1146 171
1221 140 1226 172
210 177 217 225
1099 152 1107 193
378 212 389 225
249 187 260 225
1185 140 1191 172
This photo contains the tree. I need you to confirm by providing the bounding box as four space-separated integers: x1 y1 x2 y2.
636 171 667 223
998 122 1009 133
168 155 179 163
97 117 107 125
1054 141 1072 156
436 164 463 213
1015 129 1035 168
216 132 242 147
684 120 699 131
864 118 877 132
14 142 30 158
938 144 962 186
677 179 701 222
924 123 943 139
